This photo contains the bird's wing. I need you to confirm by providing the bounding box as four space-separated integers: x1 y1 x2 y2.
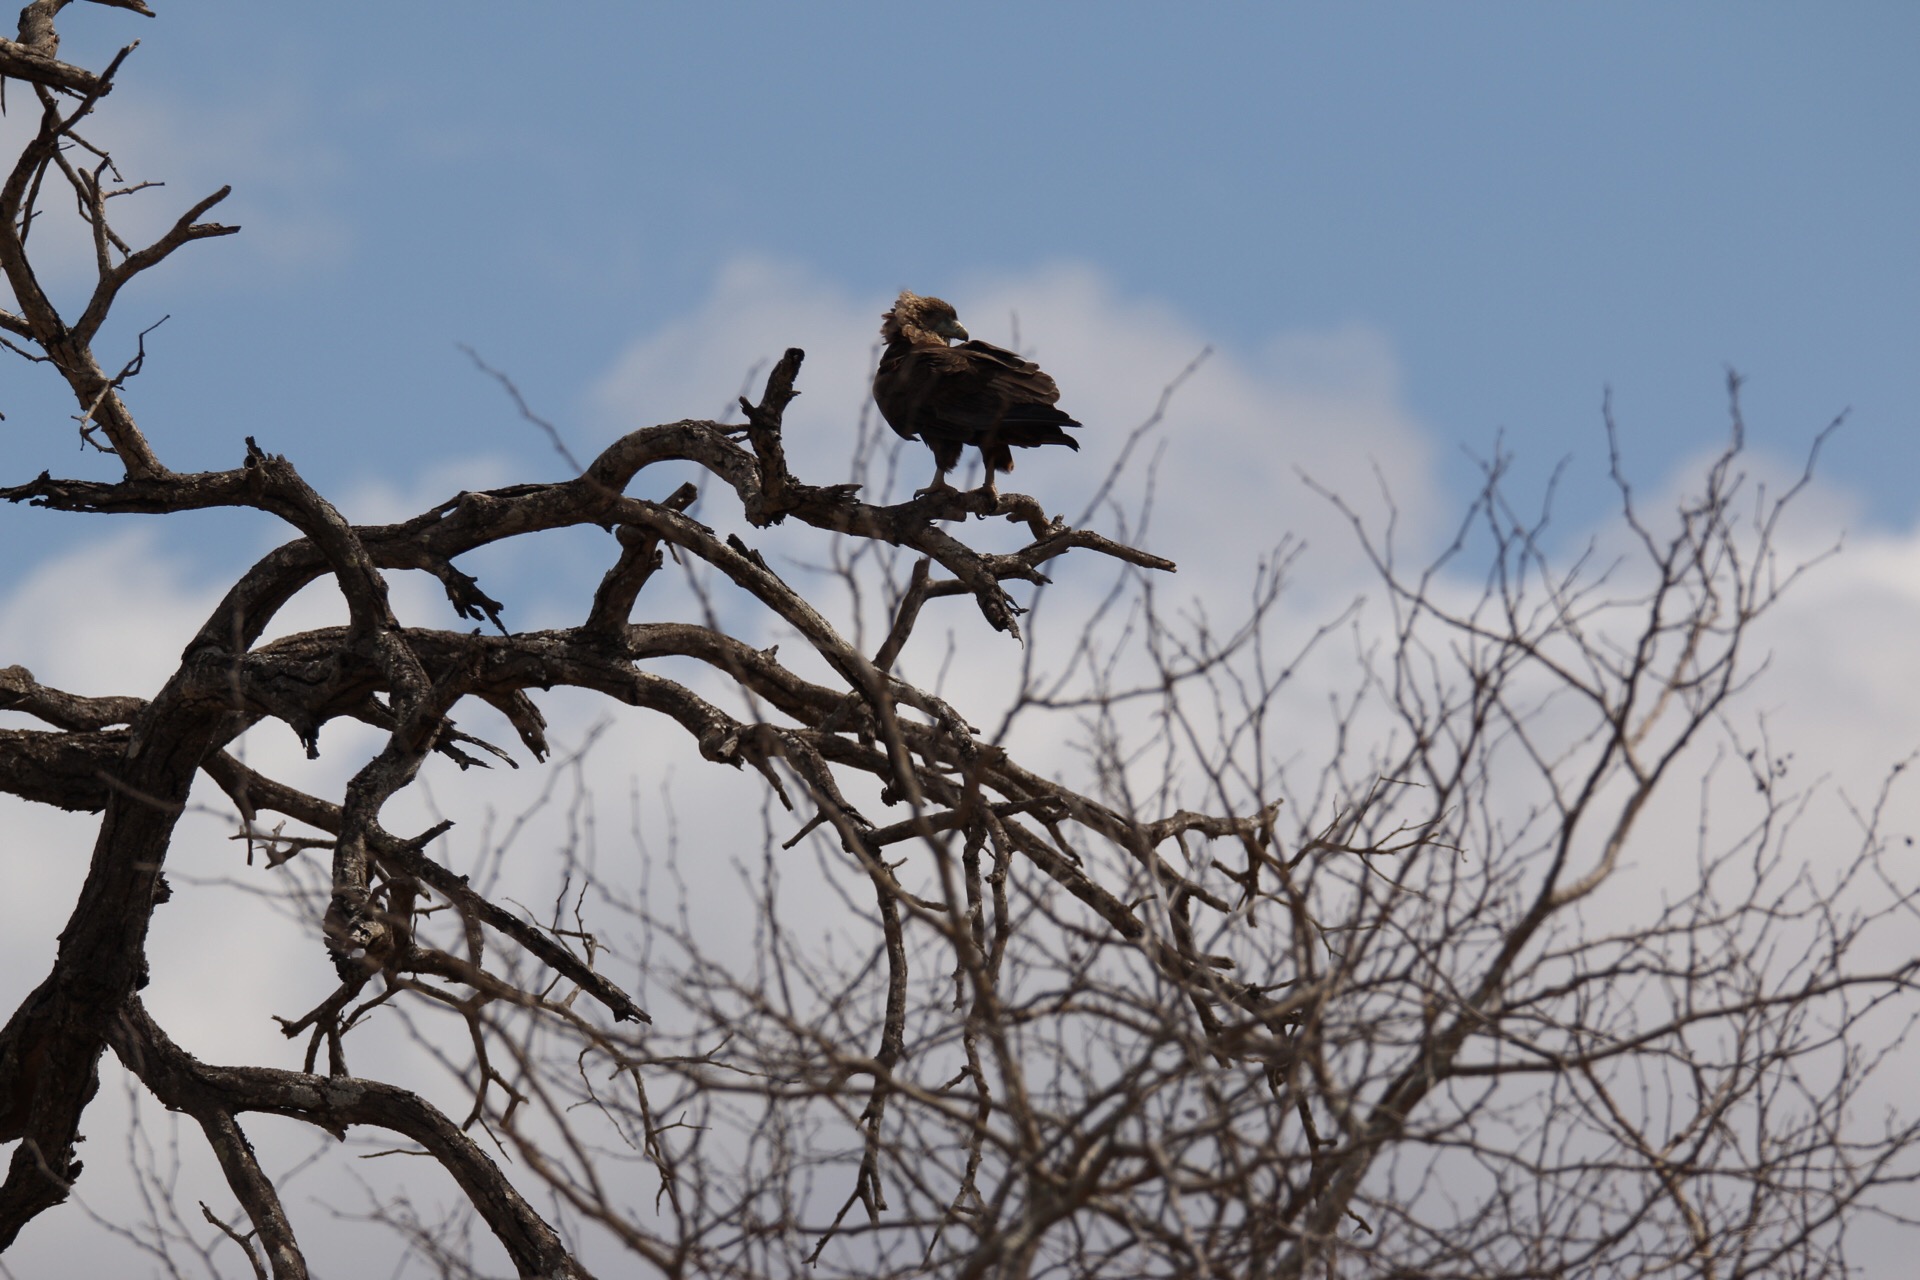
917 343 1080 441
874 338 1081 457
872 343 929 442
954 341 1057 391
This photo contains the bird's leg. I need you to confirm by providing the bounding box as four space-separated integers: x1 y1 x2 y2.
914 464 957 497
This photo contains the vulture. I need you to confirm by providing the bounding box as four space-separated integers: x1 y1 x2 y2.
872 290 1081 496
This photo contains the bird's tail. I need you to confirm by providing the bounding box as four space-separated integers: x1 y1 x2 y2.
998 406 1082 452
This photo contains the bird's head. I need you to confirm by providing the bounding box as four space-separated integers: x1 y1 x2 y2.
882 290 969 345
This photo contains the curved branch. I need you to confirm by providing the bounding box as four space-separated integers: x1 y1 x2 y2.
107 1000 595 1280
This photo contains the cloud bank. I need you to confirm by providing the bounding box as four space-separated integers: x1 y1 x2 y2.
3 260 1916 1274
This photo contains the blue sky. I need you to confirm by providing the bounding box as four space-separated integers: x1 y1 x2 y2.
4 7 1920 1272
6 2 1914 569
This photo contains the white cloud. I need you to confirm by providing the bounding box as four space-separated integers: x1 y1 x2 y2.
575 259 1920 864
4 261 1918 1273
6 263 1909 1016
334 453 520 528
0 528 217 697
591 257 879 455
589 259 1441 606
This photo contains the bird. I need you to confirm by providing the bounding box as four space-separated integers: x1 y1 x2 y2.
872 290 1081 497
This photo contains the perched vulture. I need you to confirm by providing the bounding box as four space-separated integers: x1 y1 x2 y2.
873 290 1081 496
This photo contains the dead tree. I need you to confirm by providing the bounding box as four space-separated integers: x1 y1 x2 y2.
3 7 1916 1278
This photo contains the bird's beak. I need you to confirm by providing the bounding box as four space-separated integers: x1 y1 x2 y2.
945 322 969 343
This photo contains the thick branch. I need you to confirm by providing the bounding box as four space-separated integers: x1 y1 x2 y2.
0 664 142 729
0 726 123 811
0 39 104 94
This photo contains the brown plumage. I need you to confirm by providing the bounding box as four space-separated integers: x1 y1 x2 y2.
872 290 1081 496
